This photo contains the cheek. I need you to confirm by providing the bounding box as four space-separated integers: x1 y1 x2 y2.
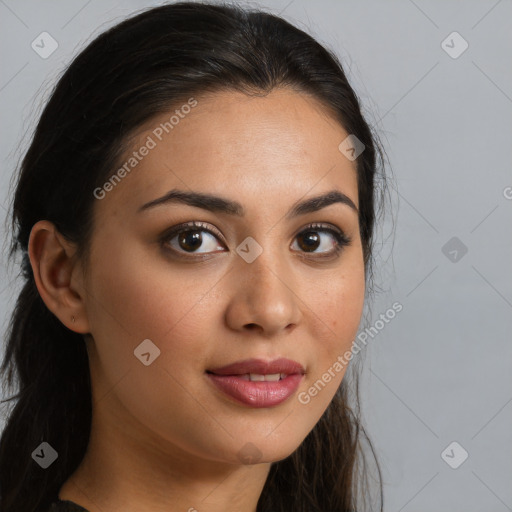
322 275 365 337
86 243 221 363
313 251 366 350
297 260 365 418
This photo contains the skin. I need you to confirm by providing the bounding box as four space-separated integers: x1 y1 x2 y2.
28 88 365 512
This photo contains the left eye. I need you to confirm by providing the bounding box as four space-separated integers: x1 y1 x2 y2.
290 224 349 256
160 221 350 258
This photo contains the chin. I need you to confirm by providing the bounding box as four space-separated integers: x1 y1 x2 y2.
229 436 304 466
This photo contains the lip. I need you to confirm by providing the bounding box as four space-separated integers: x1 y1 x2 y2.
206 358 305 408
207 357 305 376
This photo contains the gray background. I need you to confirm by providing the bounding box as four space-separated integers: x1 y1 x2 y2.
1 1 511 510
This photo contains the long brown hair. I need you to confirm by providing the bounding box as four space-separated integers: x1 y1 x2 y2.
0 3 388 510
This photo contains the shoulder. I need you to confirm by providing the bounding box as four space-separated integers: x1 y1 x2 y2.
46 498 90 512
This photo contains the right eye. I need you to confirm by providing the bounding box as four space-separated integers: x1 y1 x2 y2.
160 221 226 257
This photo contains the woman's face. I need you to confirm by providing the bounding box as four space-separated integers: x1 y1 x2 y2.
83 88 365 466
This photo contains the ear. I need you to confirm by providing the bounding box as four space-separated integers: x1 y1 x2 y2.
28 220 90 333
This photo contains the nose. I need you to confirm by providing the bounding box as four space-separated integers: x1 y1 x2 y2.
224 251 303 337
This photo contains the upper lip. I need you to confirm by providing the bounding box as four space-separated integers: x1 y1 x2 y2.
207 358 305 376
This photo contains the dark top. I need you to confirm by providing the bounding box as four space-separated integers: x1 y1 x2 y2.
47 498 89 512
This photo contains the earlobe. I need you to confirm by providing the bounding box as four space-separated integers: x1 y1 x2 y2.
28 220 89 334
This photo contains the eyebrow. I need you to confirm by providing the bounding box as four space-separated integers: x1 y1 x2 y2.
138 188 359 218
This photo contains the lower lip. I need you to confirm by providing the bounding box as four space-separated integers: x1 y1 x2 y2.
206 373 303 408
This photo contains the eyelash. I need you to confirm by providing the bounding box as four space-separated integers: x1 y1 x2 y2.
159 220 352 260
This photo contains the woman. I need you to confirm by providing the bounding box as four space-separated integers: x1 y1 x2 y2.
0 2 388 511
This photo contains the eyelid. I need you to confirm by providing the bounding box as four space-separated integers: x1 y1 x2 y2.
295 222 349 239
160 220 226 245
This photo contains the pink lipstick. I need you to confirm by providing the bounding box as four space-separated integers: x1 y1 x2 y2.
206 358 305 408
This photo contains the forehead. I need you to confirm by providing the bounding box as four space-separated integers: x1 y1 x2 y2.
94 88 359 218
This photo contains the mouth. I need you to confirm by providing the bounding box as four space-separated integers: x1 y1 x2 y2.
205 358 305 408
